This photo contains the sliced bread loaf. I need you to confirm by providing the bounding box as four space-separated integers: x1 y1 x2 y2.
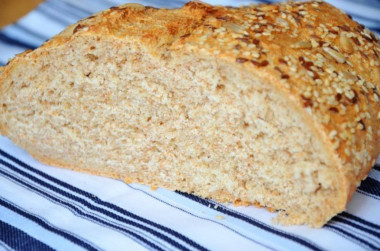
0 1 379 227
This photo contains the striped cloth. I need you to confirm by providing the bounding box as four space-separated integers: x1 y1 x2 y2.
0 1 379 250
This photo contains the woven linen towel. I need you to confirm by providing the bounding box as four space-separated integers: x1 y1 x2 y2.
0 1 379 250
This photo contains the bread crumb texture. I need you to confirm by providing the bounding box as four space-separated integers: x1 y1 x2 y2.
0 1 379 227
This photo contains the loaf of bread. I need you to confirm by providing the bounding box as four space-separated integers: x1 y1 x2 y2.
0 0 379 227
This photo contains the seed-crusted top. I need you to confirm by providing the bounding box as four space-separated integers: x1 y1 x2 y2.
169 0 380 190
3 1 379 196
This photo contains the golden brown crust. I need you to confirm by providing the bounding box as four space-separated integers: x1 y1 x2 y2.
30 152 125 180
30 151 286 217
172 1 380 207
0 0 379 225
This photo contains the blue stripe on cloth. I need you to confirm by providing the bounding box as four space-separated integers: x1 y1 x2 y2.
0 220 54 251
324 224 379 250
0 149 207 251
0 197 97 251
12 24 49 42
255 0 273 3
357 190 380 201
0 195 99 251
358 177 380 197
369 27 380 33
323 226 369 250
126 184 276 251
329 225 380 250
35 5 75 26
175 191 324 251
48 0 93 19
0 166 172 251
340 212 380 230
0 33 37 50
0 164 185 251
0 241 13 251
374 165 380 172
331 217 380 238
327 219 380 249
0 167 165 251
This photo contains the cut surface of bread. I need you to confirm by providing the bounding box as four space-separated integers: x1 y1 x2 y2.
0 1 379 227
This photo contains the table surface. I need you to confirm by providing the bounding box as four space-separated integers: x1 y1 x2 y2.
0 0 43 28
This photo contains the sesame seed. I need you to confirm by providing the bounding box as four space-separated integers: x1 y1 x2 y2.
292 41 312 49
332 141 340 150
374 93 379 102
344 90 355 99
243 51 251 56
354 104 359 112
252 51 260 58
344 148 351 156
323 47 346 63
329 130 337 138
357 120 365 130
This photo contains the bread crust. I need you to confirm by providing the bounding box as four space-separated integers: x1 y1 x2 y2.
0 1 379 226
